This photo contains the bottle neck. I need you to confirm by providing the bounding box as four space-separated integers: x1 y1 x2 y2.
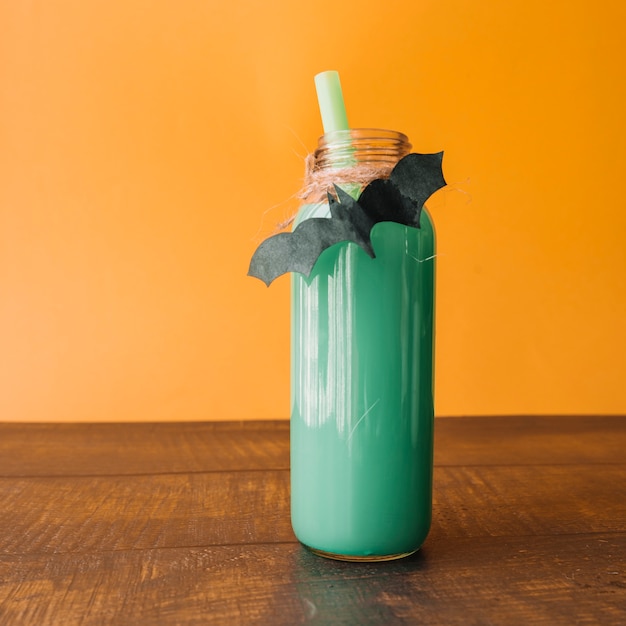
314 128 411 169
302 129 411 202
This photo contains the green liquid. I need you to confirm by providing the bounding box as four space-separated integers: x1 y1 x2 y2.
290 203 436 559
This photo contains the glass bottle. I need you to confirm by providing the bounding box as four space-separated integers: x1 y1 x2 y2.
290 129 436 561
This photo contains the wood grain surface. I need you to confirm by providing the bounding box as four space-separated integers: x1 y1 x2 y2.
0 416 625 625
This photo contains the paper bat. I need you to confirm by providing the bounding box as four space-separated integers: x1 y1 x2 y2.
248 152 446 286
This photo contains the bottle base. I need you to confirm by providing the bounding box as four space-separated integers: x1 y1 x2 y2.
304 544 418 563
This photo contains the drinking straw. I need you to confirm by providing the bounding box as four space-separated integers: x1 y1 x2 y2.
314 71 350 133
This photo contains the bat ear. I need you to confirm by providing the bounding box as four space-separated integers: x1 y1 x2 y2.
327 191 341 218
333 184 358 209
328 184 358 219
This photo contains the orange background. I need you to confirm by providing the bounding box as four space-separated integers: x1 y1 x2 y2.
1 1 625 422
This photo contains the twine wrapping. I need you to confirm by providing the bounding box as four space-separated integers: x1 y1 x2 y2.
275 155 395 232
297 154 395 201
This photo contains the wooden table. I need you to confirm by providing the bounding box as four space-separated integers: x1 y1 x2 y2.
0 416 625 625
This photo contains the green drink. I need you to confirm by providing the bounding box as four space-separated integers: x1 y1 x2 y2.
291 179 436 561
246 73 442 561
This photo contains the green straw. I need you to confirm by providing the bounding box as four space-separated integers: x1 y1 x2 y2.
314 71 349 133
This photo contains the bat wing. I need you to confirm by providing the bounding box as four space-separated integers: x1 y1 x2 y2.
248 200 374 286
358 152 446 228
390 152 446 225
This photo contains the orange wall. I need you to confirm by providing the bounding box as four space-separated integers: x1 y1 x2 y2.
1 1 625 421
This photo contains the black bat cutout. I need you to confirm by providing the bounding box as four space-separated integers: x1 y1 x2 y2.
248 152 446 286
